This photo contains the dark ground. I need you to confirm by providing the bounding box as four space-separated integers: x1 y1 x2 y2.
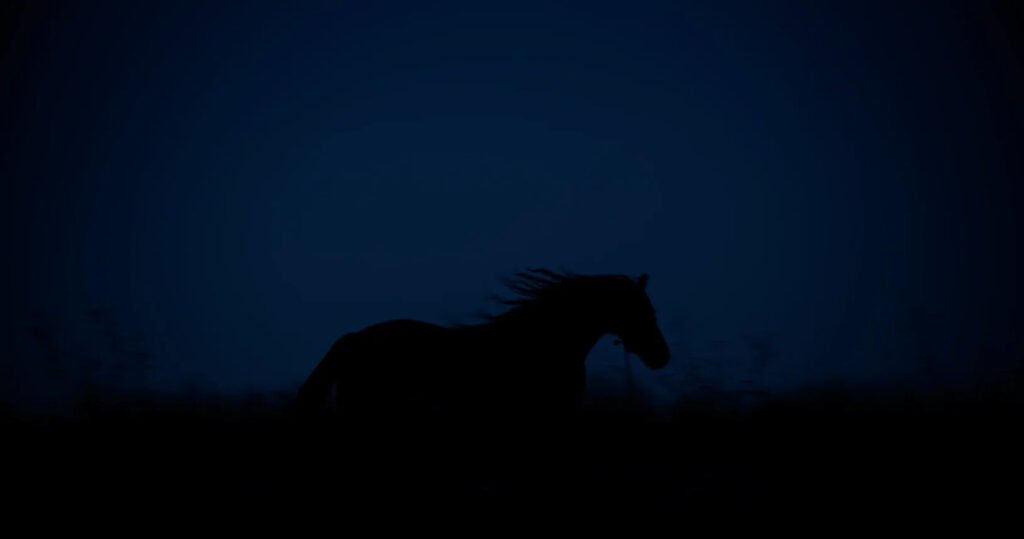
4 370 1022 527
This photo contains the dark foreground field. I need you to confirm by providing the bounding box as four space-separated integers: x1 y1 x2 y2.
4 383 1022 526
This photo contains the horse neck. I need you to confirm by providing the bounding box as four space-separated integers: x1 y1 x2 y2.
485 303 608 359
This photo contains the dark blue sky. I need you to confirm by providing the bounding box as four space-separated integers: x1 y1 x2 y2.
2 1 1020 400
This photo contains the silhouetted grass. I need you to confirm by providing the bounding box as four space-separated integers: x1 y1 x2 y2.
5 376 1021 524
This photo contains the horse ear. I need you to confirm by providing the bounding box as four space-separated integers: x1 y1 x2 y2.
637 274 649 289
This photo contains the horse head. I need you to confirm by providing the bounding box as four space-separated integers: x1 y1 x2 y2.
607 273 670 369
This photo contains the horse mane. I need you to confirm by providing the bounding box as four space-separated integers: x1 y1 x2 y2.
479 268 636 323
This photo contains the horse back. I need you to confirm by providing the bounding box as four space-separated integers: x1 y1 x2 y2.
332 319 459 402
331 317 583 424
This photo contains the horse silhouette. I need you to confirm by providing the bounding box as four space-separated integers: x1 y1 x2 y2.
293 269 670 426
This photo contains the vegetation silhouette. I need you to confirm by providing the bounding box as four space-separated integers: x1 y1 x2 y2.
9 278 1020 522
6 328 1021 521
293 269 670 427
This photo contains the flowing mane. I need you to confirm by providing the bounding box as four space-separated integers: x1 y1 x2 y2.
482 268 639 323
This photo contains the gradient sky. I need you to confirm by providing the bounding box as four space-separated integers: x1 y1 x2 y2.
2 0 1020 402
